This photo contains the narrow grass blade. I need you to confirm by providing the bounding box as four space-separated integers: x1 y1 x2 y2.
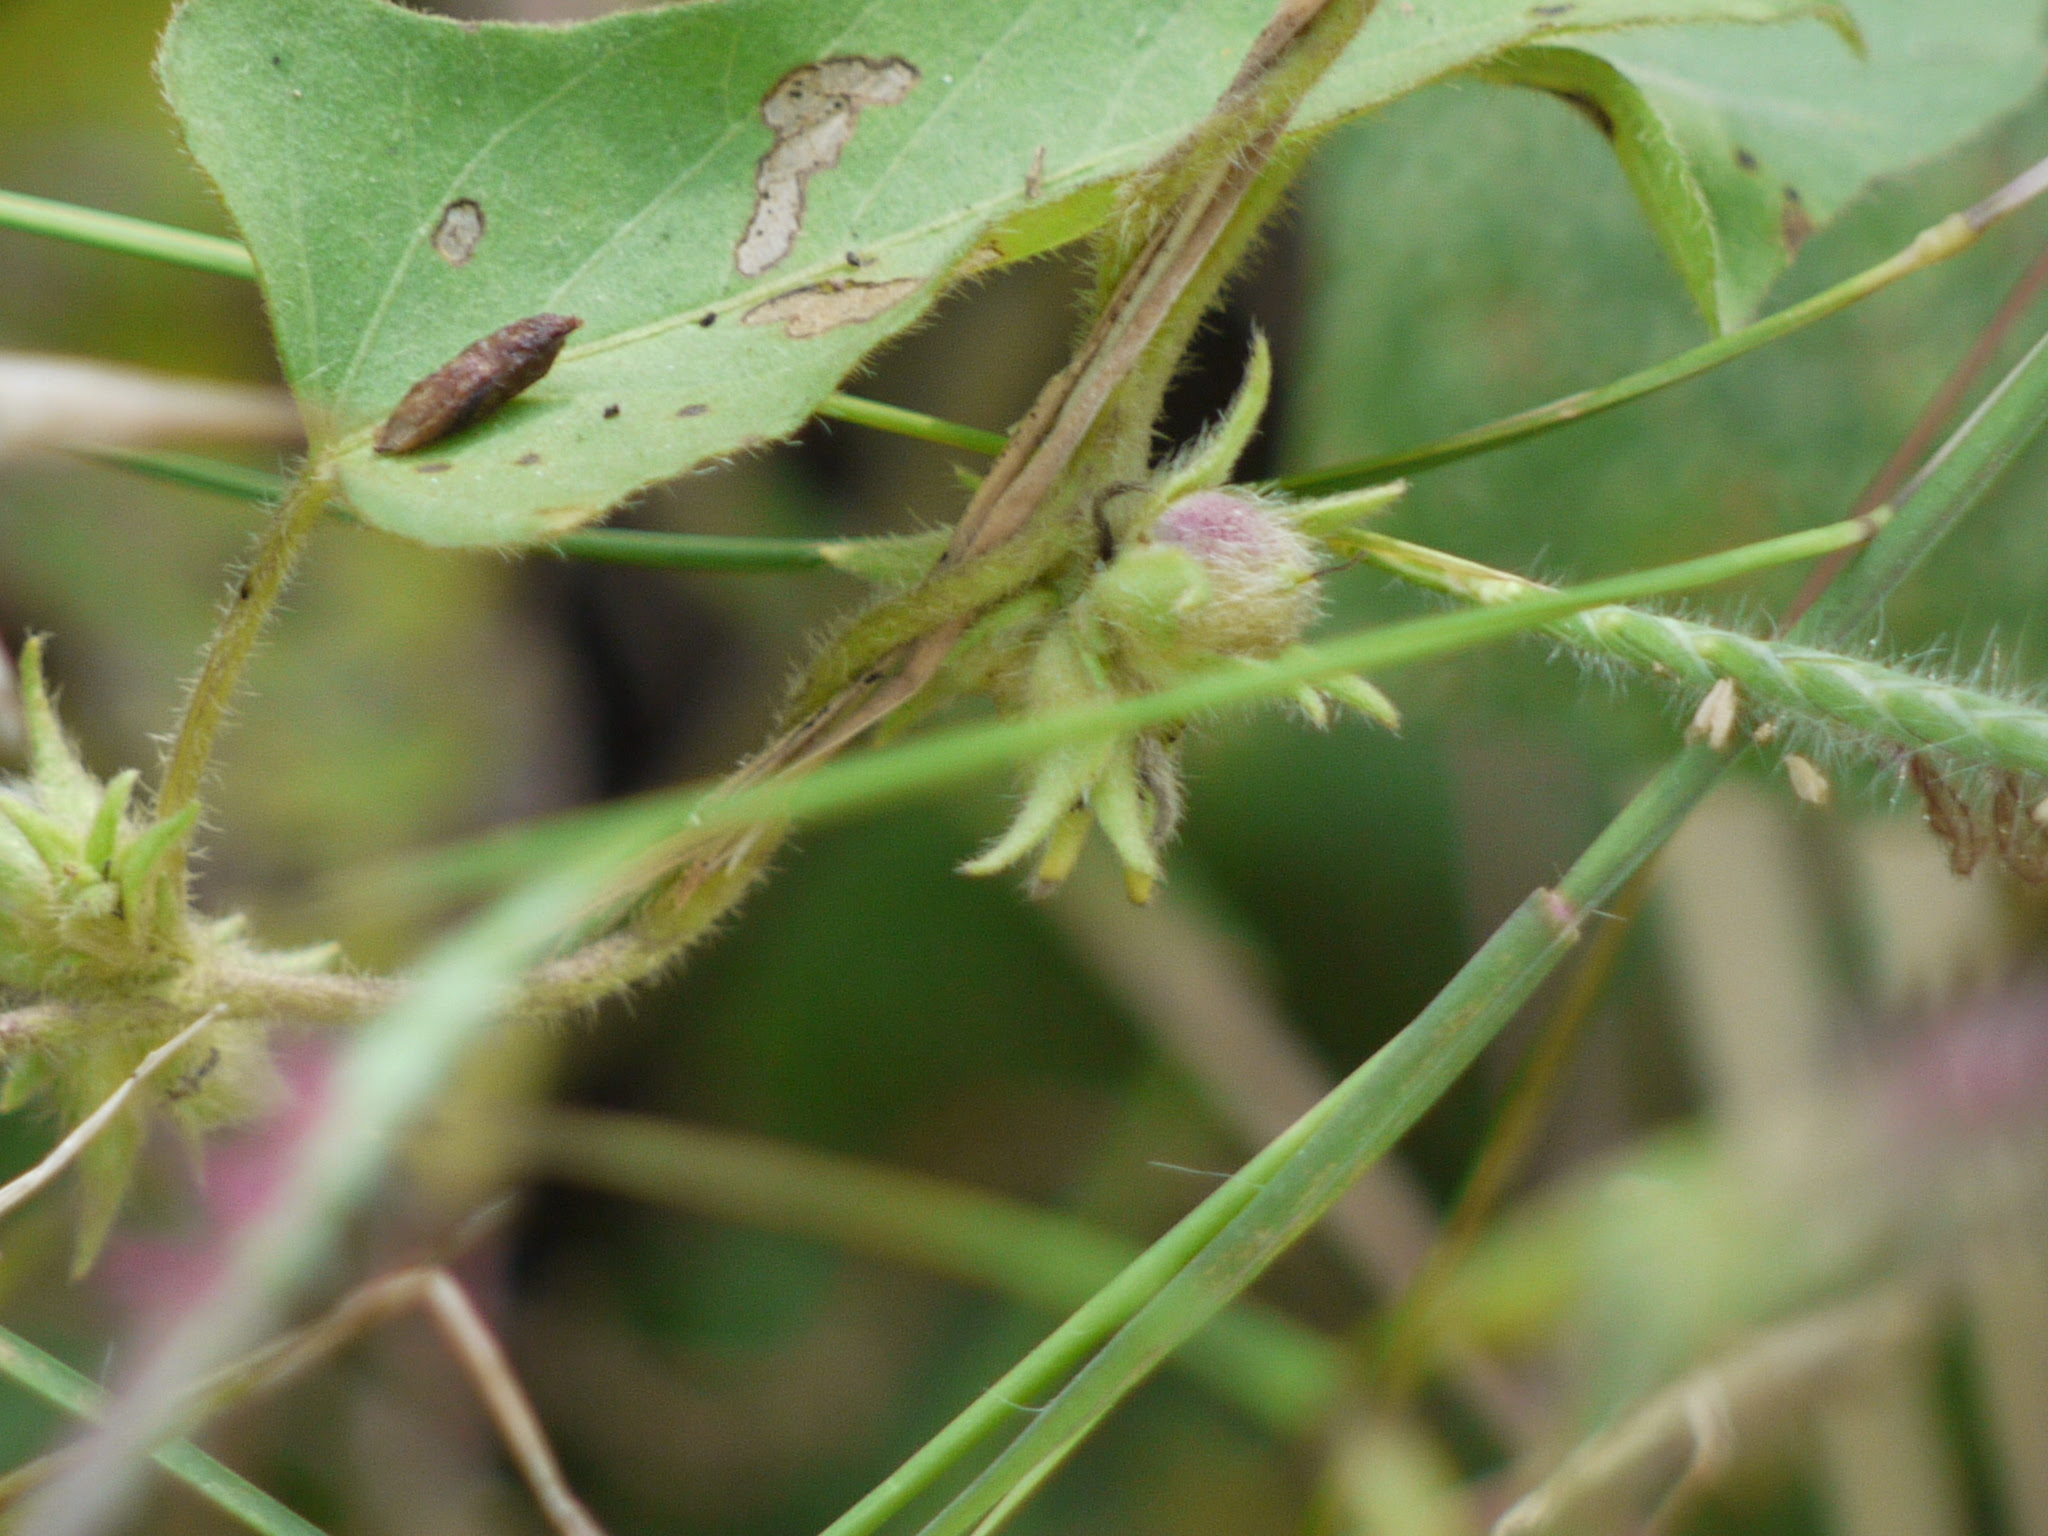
1797 323 2048 640
0 1325 323 1536
550 530 833 573
1277 154 2048 495
816 394 1008 456
81 447 840 573
522 1109 1341 1433
0 189 253 280
904 753 1721 1536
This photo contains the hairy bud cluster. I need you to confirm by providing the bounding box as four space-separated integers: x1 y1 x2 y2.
956 337 1405 902
0 639 338 1269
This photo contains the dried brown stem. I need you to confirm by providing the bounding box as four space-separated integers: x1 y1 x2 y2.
0 1010 218 1223
195 1266 606 1536
1492 1284 1937 1536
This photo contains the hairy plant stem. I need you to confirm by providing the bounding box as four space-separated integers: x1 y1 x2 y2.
156 467 331 865
1357 529 2048 783
566 0 1378 1012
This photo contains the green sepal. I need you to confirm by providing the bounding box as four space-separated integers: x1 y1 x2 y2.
1320 672 1402 731
113 804 200 934
16 637 98 823
1287 481 1408 539
1144 331 1273 516
1090 746 1164 895
1294 683 1332 729
0 799 82 883
69 1067 143 1277
820 528 951 591
83 769 139 873
960 742 1112 879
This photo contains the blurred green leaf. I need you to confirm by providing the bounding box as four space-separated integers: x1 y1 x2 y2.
1291 77 2048 723
523 1108 1342 1433
1488 0 2048 330
159 0 1839 547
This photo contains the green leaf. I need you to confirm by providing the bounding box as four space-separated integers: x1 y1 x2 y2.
1489 0 2048 330
158 0 1840 548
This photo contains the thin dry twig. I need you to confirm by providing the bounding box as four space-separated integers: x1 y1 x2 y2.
195 1265 606 1536
1492 1284 1937 1536
0 1008 220 1224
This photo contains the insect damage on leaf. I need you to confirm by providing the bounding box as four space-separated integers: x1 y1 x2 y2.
744 278 920 338
1781 186 1815 254
373 313 582 455
734 55 920 278
431 198 486 264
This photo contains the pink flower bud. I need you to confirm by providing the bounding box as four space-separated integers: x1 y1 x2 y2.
1151 491 1320 657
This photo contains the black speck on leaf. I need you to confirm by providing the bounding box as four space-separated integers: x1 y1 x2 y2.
699 311 718 327
604 404 621 419
1735 147 1760 172
677 404 710 419
375 313 583 455
516 452 542 466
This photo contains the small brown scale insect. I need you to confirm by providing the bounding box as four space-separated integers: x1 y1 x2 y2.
374 313 582 454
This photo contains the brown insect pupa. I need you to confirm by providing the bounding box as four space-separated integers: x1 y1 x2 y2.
374 313 583 455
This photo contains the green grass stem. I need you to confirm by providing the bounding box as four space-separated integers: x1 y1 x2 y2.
81 447 842 573
3 189 999 460
0 1324 323 1536
1278 152 2048 495
0 189 253 279
522 1109 1343 1433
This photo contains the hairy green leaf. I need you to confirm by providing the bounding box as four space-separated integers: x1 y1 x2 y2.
159 0 1838 547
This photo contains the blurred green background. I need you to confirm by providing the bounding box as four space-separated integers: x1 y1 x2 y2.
4 2 2048 1535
